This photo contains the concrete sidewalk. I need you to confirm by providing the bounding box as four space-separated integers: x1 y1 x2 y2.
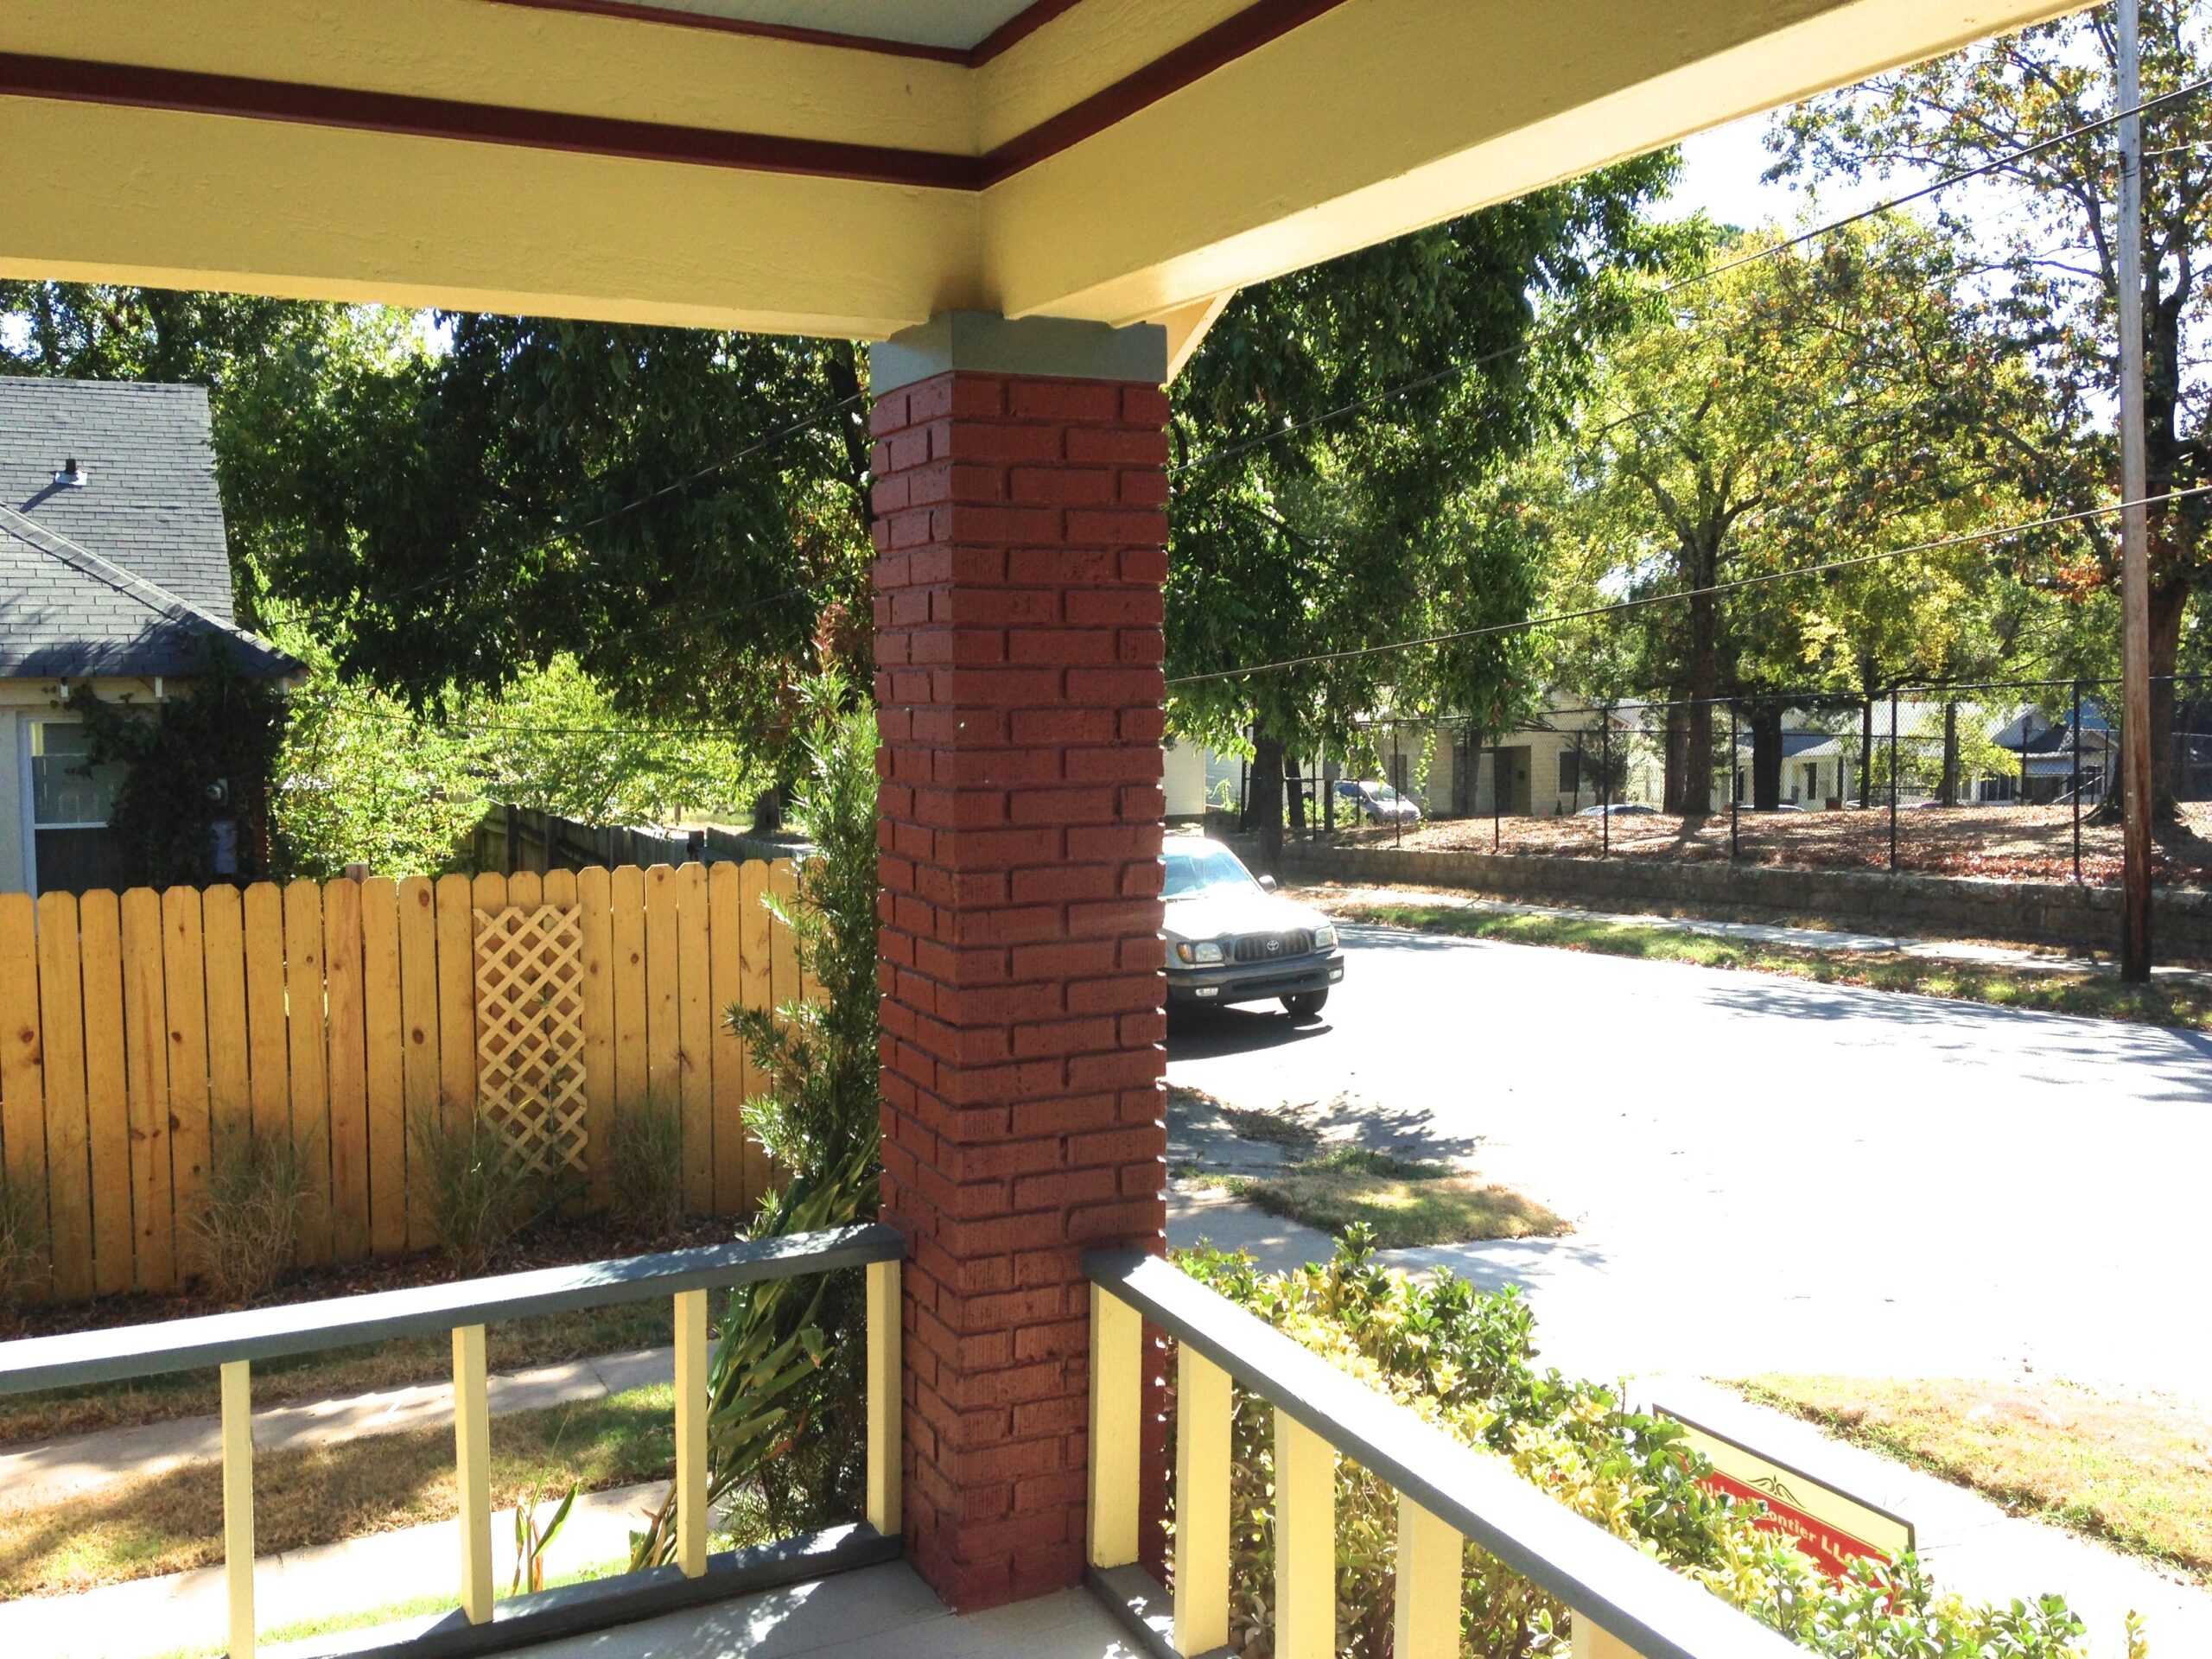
0 1346 674 1512
1299 882 2212 984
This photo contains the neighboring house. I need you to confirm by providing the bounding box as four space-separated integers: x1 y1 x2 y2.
0 378 295 896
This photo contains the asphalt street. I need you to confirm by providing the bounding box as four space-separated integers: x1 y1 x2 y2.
1166 924 2212 1405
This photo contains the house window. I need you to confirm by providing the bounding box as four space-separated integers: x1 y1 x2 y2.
1558 751 1580 796
25 720 130 895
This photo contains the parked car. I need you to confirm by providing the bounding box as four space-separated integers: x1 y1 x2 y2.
1575 802 1657 817
1332 779 1421 823
1162 835 1344 1019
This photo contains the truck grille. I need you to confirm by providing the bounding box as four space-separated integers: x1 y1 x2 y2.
1230 930 1315 963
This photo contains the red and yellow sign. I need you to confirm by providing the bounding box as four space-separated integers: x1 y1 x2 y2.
1661 1406 1915 1580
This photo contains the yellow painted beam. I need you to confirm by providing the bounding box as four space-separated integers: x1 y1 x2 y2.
1173 1347 1232 1656
0 97 980 339
1086 1283 1143 1569
1274 1409 1335 1659
1154 292 1235 380
453 1324 493 1624
865 1259 903 1540
220 1360 255 1659
1395 1493 1463 1659
985 0 2092 326
674 1288 709 1579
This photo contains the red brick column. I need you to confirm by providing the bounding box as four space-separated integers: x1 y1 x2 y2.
870 313 1171 1611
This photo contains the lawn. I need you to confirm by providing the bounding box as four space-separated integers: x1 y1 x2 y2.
1320 898 2212 1032
1740 1375 2212 1581
0 1382 677 1599
1203 1145 1570 1249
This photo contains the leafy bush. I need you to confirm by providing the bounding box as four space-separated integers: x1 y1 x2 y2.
189 1126 307 1303
0 1174 48 1326
630 677 880 1567
409 1109 559 1277
606 1096 686 1241
1179 1233 2120 1659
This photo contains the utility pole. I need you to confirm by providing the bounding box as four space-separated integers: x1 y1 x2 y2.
2118 0 2155 981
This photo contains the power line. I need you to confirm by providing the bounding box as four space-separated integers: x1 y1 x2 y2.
1171 76 2212 479
1164 483 2212 690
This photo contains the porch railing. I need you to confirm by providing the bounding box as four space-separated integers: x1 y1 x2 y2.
1084 1249 1804 1659
0 1223 906 1658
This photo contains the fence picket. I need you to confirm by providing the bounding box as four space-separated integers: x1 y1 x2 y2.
162 888 210 1281
706 862 746 1215
200 887 250 1147
737 860 772 1205
285 881 332 1267
397 875 441 1190
242 884 289 1147
359 878 406 1258
78 891 133 1298
0 895 47 1289
435 875 475 1133
37 893 91 1299
675 863 712 1214
576 867 614 1192
644 866 680 1109
611 867 647 1115
323 877 370 1263
120 888 175 1291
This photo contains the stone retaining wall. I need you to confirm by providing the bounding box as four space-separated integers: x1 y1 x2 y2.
1259 842 2212 963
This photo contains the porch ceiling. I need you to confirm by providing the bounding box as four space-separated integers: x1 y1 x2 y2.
0 0 2089 339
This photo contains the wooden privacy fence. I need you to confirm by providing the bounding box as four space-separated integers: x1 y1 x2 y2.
0 861 803 1302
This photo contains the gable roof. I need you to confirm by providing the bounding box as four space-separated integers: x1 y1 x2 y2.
0 378 295 679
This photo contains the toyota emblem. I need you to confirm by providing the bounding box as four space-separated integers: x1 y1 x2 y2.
1264 938 1281 956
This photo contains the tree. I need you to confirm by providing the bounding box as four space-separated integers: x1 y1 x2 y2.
1166 156 1685 866
1770 0 2212 809
1554 217 2064 812
251 315 874 728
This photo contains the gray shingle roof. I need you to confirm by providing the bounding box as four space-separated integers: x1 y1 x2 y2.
0 378 295 679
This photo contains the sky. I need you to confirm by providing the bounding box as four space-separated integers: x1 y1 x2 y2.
1662 111 1910 232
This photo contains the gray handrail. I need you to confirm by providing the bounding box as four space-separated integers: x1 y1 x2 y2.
1085 1249 1802 1659
0 1223 904 1395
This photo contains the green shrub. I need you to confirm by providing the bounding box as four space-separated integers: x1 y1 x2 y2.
0 1174 49 1325
410 1109 559 1277
1179 1232 2116 1659
606 1096 686 1241
189 1126 306 1303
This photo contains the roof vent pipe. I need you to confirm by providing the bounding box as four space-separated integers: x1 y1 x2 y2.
54 458 87 488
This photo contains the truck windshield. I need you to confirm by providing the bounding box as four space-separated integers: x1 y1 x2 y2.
1163 843 1257 899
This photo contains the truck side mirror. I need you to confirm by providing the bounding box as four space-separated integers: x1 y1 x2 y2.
1258 874 1279 893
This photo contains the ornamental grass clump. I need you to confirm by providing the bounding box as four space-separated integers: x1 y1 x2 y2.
1178 1231 2126 1659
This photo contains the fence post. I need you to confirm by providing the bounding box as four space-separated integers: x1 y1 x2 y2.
1393 728 1403 849
1600 710 1611 858
1889 688 1900 873
1728 702 1739 861
2072 679 2084 883
1492 742 1502 852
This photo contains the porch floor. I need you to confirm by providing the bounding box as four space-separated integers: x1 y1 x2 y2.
475 1561 1141 1659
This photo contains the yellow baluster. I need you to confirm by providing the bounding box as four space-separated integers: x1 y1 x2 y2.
1274 1410 1334 1659
1086 1285 1142 1568
866 1260 902 1538
1173 1347 1231 1656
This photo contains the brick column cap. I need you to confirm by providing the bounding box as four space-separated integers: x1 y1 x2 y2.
873 310 1168 394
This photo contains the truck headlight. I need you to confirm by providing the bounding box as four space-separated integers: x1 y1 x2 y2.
1313 924 1338 950
1174 940 1226 964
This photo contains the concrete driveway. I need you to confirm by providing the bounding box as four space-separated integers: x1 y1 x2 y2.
1166 924 2212 1405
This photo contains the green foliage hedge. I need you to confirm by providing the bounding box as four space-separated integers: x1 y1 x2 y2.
1179 1235 2133 1659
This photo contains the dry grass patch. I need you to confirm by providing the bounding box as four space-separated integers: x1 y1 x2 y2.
0 1383 675 1598
1741 1375 2212 1580
1209 1147 1568 1249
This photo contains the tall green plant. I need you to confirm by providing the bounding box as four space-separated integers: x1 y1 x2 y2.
630 677 880 1566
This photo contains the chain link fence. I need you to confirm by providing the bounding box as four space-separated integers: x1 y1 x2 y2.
1232 676 2212 887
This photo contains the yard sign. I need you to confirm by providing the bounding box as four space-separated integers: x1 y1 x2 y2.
1660 1405 1914 1580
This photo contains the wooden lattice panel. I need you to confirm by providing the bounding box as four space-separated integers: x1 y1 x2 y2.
474 906 589 1178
